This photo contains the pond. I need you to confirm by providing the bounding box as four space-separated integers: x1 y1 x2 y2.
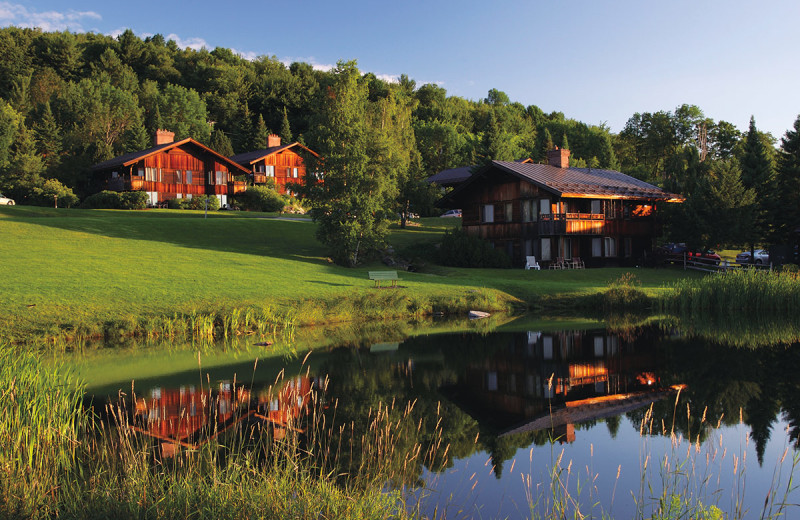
64 314 800 518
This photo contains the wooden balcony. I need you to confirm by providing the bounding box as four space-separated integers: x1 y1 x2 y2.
129 179 207 195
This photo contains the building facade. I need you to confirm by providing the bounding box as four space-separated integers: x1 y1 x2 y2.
91 130 249 207
438 148 682 267
229 135 320 195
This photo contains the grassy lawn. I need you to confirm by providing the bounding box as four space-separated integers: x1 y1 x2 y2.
0 206 703 340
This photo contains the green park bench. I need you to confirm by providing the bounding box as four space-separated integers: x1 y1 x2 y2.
369 270 400 288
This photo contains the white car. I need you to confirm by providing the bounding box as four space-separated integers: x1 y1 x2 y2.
0 193 14 205
440 209 462 218
735 249 769 265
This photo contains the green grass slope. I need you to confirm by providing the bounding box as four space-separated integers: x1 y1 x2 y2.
0 206 700 341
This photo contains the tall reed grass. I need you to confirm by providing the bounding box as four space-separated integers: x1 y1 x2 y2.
519 395 798 520
662 268 800 316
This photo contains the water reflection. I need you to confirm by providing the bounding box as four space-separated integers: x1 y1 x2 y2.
87 317 800 517
126 376 317 456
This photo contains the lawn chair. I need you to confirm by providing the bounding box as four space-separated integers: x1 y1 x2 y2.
571 257 585 269
525 256 541 270
549 257 565 269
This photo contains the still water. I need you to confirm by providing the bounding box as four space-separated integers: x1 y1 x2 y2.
68 315 800 518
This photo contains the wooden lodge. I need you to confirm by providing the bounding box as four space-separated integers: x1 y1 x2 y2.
229 134 320 195
437 148 682 267
91 130 250 207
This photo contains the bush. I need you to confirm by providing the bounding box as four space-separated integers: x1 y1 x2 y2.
232 186 286 212
28 179 80 208
119 191 148 210
82 190 121 209
436 228 511 268
183 195 220 211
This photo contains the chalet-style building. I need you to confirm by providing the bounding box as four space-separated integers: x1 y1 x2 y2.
229 135 320 195
91 130 249 207
438 148 682 267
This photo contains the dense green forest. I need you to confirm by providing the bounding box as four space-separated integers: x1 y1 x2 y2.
1 27 798 262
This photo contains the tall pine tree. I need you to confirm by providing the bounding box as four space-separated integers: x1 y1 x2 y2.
776 114 800 245
279 107 293 144
740 116 777 249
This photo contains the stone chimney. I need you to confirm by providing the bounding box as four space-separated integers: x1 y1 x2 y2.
154 129 175 146
267 134 281 148
546 146 570 169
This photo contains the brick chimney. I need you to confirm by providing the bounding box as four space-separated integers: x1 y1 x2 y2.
154 129 175 146
267 134 281 148
546 146 570 169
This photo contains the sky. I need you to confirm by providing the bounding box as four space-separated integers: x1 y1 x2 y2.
2 0 799 139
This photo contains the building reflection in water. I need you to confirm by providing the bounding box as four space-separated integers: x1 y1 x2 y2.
444 329 684 443
128 376 316 456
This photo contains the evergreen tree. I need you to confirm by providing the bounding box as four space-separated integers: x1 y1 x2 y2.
561 132 569 150
540 128 554 159
209 128 234 157
776 114 800 244
33 101 61 169
253 113 269 150
740 116 778 246
279 107 293 144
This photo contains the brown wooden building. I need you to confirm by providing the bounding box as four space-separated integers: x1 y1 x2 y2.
91 130 249 207
229 134 320 195
438 148 682 267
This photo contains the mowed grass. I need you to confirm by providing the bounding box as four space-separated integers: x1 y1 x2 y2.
0 206 701 340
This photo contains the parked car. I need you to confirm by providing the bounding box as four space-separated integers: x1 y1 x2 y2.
0 193 15 205
656 243 721 265
735 249 770 265
440 209 462 218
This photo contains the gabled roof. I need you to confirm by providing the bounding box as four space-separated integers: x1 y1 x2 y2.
426 166 474 186
229 142 320 166
91 138 250 175
441 160 682 204
427 159 533 186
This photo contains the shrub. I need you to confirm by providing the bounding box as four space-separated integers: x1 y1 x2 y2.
28 179 80 208
233 185 287 212
119 191 148 210
183 195 220 211
166 198 185 209
81 190 121 209
436 228 511 268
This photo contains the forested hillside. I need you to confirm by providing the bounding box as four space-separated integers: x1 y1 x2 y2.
1 27 798 257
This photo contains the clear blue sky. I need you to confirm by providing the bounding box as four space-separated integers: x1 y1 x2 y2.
3 0 799 139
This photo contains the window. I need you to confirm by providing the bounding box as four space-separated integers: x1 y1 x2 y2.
175 170 182 184
144 167 158 181
216 171 225 185
604 237 617 257
111 171 118 179
522 200 531 222
292 167 298 178
482 204 494 223
561 237 572 260
186 171 193 184
267 165 275 177
592 237 602 257
136 168 144 177
624 237 632 258
541 238 551 261
504 202 512 222
591 200 602 215
539 199 550 217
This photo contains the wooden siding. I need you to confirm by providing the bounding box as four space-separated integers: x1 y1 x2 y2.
251 148 309 194
452 176 662 266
